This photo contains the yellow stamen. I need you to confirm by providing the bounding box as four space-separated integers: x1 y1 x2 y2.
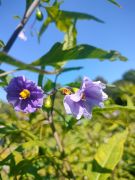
19 89 30 99
62 88 72 95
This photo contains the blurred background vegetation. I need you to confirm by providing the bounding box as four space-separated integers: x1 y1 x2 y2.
0 69 135 179
0 0 135 179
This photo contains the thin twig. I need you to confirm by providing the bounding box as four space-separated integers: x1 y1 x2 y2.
3 0 40 52
47 74 75 179
0 52 60 75
38 65 45 87
51 74 59 113
0 69 18 77
48 113 75 179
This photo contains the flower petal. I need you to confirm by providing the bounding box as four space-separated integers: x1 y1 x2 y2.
64 95 84 119
6 76 44 113
70 90 83 102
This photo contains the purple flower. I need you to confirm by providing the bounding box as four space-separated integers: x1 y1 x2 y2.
63 77 108 119
5 76 44 113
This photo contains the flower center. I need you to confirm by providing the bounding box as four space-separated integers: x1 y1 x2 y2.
19 89 30 99
62 88 72 95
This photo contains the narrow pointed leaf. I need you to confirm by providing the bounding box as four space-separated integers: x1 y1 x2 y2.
59 10 104 23
0 40 5 49
46 6 104 23
39 5 104 38
107 0 121 8
38 17 52 39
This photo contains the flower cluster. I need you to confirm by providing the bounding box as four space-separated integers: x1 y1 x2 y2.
5 76 108 118
63 76 108 119
6 76 44 113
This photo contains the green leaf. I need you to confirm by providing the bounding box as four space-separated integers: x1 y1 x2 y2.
46 6 104 24
0 52 57 75
89 129 128 180
39 5 104 38
95 129 128 169
38 17 52 40
57 19 77 67
43 79 55 92
32 42 127 67
58 10 104 23
63 19 77 50
0 82 6 86
93 105 135 113
0 125 19 135
13 15 21 20
45 6 104 33
0 40 5 49
46 6 72 33
0 69 12 86
107 0 121 8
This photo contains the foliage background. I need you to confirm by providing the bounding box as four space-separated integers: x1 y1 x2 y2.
0 0 135 179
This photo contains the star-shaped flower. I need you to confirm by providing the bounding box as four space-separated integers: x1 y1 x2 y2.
5 76 44 113
63 77 108 119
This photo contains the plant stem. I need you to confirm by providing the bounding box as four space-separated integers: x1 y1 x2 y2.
3 0 40 53
38 65 45 87
48 113 75 179
47 74 75 179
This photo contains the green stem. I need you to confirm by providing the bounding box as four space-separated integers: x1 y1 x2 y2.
48 113 75 179
47 74 75 179
38 65 45 87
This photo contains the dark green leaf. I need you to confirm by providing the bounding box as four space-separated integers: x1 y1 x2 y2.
0 40 5 49
38 17 52 40
39 5 104 39
32 42 127 67
44 79 55 92
0 82 6 86
13 15 21 20
46 6 104 23
58 10 104 23
107 0 121 8
46 6 104 33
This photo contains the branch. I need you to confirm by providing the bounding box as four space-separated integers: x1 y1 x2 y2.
3 0 40 53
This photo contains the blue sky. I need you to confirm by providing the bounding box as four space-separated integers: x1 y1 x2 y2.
0 0 135 101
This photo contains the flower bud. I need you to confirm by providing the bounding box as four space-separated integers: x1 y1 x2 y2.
44 96 52 109
36 8 43 21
